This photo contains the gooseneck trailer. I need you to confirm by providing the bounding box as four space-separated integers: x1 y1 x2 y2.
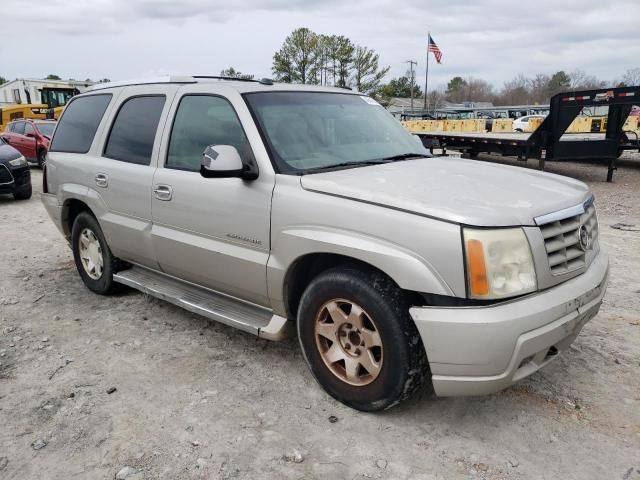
413 86 640 182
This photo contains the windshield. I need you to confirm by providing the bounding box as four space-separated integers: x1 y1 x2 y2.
244 92 428 174
35 122 56 137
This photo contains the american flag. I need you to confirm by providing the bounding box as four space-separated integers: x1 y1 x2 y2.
428 34 442 64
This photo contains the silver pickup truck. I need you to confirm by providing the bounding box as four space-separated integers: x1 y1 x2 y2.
41 76 609 411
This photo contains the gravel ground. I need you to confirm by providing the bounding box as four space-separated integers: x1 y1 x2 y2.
1 156 639 480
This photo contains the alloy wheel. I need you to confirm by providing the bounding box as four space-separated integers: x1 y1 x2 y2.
314 299 383 386
78 228 104 280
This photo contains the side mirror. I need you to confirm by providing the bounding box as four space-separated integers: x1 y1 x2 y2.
200 145 247 179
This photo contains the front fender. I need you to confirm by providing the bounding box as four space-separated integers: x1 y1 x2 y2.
267 226 456 317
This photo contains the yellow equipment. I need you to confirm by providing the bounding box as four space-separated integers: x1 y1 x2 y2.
0 104 49 132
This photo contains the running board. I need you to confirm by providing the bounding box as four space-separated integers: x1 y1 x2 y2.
113 267 291 341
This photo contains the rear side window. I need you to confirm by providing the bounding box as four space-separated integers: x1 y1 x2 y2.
24 123 34 136
50 94 112 153
13 122 25 135
104 96 165 166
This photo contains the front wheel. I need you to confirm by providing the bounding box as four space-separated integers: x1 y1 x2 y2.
297 267 428 411
71 212 122 294
13 186 32 200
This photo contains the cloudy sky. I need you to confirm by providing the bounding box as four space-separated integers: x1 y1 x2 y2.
2 0 639 89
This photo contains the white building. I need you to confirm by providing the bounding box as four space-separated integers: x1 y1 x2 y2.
0 78 93 106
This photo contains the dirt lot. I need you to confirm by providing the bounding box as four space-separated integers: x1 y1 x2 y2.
1 156 639 480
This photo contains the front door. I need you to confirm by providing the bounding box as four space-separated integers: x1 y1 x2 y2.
151 91 273 307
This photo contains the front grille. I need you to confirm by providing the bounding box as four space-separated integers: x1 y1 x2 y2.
0 164 14 184
539 200 598 275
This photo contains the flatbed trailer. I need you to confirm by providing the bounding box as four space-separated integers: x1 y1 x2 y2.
414 86 640 182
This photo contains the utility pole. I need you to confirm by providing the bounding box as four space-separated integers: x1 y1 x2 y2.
407 60 417 111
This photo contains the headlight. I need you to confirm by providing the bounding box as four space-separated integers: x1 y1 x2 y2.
8 156 27 168
463 227 537 299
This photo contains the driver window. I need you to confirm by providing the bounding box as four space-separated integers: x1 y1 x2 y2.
166 95 253 172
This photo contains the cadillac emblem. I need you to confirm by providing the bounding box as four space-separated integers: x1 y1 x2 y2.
578 225 591 251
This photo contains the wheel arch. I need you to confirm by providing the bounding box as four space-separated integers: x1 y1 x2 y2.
61 198 94 241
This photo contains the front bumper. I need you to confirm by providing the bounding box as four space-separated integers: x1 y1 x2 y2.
410 251 609 396
0 165 30 194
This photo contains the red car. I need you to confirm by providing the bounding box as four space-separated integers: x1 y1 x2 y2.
1 119 56 168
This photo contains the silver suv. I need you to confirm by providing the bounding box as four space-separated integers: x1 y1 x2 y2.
42 76 609 411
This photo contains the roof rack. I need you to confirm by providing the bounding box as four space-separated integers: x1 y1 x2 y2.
88 75 275 91
193 76 274 85
88 76 197 91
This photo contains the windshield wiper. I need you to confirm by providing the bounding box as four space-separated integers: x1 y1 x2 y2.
379 152 428 161
306 159 391 173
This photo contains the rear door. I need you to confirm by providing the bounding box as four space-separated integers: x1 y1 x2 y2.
89 86 178 268
22 122 37 160
5 122 26 155
150 85 274 306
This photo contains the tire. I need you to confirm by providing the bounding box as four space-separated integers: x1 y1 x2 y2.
37 149 47 168
71 211 122 294
297 266 428 411
13 186 32 200
467 151 479 158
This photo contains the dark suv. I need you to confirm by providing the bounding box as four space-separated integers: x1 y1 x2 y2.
0 136 32 200
1 119 56 168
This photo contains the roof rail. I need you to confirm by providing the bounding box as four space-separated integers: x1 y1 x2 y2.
87 76 197 91
87 75 276 91
193 76 274 85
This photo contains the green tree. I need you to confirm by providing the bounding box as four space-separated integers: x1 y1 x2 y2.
379 75 422 98
446 76 467 102
220 67 254 80
333 35 354 88
546 70 571 97
98 78 111 84
272 27 319 84
351 45 390 94
45 74 62 80
0 76 7 85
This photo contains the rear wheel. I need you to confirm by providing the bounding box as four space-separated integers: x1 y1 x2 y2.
37 149 47 168
71 212 122 294
297 266 428 411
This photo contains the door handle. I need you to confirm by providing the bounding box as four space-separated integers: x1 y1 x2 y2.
153 184 173 201
95 173 108 188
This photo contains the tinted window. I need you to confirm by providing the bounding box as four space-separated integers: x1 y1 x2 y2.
104 96 165 165
35 122 56 137
245 92 426 173
167 95 252 171
50 94 112 153
12 122 25 135
24 123 34 136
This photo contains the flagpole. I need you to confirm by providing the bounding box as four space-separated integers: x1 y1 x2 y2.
424 32 430 112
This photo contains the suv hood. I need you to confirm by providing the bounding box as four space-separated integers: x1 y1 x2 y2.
300 157 590 226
